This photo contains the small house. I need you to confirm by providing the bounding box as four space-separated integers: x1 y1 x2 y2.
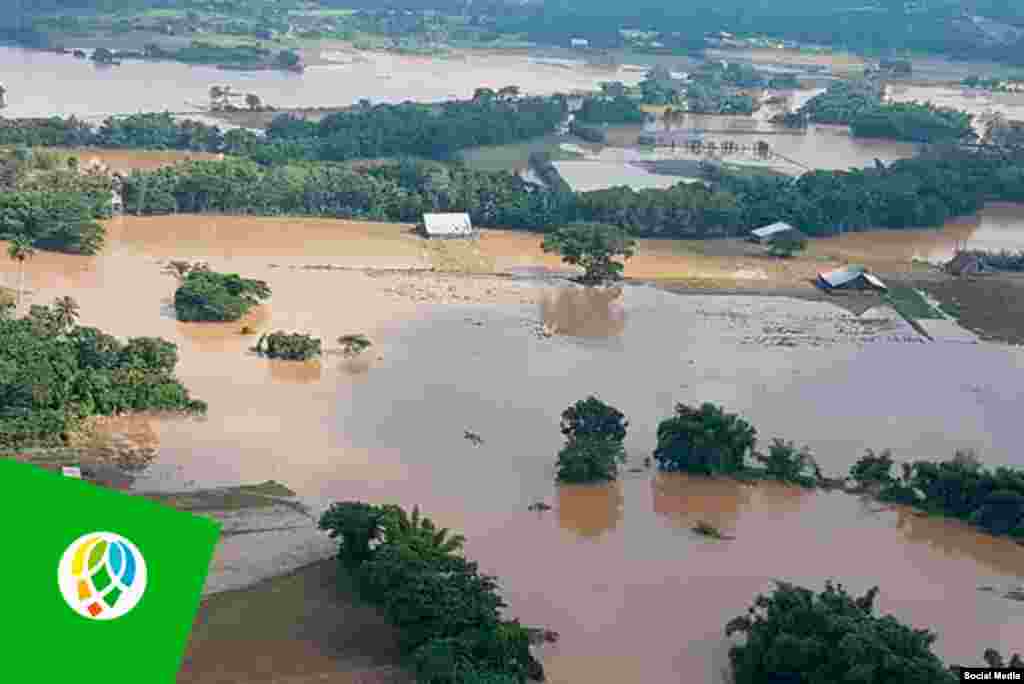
817 266 887 292
945 252 984 276
420 213 476 239
749 222 797 244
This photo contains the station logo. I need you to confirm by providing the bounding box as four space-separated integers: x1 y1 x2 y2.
58 532 148 620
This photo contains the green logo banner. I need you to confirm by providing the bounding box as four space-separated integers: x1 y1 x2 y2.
0 458 221 682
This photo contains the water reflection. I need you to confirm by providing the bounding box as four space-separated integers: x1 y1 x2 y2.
267 359 322 384
894 507 1024 578
174 307 269 354
539 286 625 338
557 481 624 539
652 473 751 533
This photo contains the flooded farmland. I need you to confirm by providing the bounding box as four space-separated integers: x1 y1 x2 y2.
3 211 1024 683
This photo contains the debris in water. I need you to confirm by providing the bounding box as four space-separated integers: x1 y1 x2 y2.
527 502 552 512
692 520 734 540
463 430 484 446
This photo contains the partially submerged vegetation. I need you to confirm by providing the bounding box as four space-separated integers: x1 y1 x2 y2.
317 502 544 684
727 582 966 683
554 396 628 484
851 448 1024 541
541 223 636 283
0 298 205 447
254 332 322 361
173 269 271 322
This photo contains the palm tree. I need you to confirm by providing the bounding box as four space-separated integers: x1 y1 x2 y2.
380 505 465 557
52 296 80 331
7 235 35 312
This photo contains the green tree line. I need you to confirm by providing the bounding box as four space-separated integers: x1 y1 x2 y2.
116 149 1024 239
0 299 205 447
317 502 543 683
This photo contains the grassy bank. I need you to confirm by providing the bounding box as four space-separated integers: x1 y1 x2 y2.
916 274 1024 346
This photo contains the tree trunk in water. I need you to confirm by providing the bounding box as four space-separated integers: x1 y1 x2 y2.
17 259 25 313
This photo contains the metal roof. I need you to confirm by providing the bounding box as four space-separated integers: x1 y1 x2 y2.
818 266 886 290
750 222 796 239
422 213 474 236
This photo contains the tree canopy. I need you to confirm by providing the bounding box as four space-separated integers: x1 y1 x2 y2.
317 502 543 683
541 223 636 283
0 299 205 446
726 581 957 684
173 269 271 322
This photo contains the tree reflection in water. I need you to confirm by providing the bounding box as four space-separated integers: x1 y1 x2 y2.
557 480 624 539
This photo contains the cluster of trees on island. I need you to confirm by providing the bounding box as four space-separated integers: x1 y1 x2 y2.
0 297 205 447
317 501 543 684
795 81 976 143
548 395 1024 543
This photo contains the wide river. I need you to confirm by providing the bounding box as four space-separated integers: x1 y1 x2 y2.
3 210 1023 682
0 45 642 119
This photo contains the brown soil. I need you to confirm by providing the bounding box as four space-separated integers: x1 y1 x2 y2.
61 148 223 172
914 273 1024 346
179 560 411 684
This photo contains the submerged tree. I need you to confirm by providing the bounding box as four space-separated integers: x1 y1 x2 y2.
173 270 271 322
254 331 321 361
541 222 636 283
653 402 756 475
6 235 35 311
726 581 957 684
555 396 628 484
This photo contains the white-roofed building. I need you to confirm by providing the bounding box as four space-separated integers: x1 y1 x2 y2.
420 213 477 239
749 221 797 243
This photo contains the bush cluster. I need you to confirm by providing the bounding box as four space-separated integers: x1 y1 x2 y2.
851 448 1024 539
0 300 205 446
317 503 543 684
254 331 322 361
173 270 271 322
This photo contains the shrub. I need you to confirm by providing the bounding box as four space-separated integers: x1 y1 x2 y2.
754 439 819 487
317 502 385 568
849 448 896 487
254 331 321 360
726 581 957 684
767 231 807 258
337 333 372 357
173 270 271 322
653 403 756 475
555 436 624 483
559 396 628 444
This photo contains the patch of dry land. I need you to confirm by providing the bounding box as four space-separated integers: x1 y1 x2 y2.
59 148 223 171
707 47 866 73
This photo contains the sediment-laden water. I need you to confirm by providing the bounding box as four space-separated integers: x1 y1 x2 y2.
3 214 1023 683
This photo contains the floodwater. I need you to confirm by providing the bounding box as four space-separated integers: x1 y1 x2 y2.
817 202 1024 266
887 84 1024 138
0 45 642 118
4 215 1024 682
609 107 921 173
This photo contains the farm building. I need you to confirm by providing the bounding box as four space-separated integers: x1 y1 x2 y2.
945 252 985 276
419 213 477 239
817 266 887 292
749 221 797 243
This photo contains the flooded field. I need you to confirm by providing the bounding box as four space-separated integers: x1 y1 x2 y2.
887 84 1024 138
0 45 642 119
605 111 921 173
3 212 1024 683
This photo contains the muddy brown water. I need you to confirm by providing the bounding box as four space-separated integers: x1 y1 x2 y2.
0 45 643 119
3 214 1024 682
